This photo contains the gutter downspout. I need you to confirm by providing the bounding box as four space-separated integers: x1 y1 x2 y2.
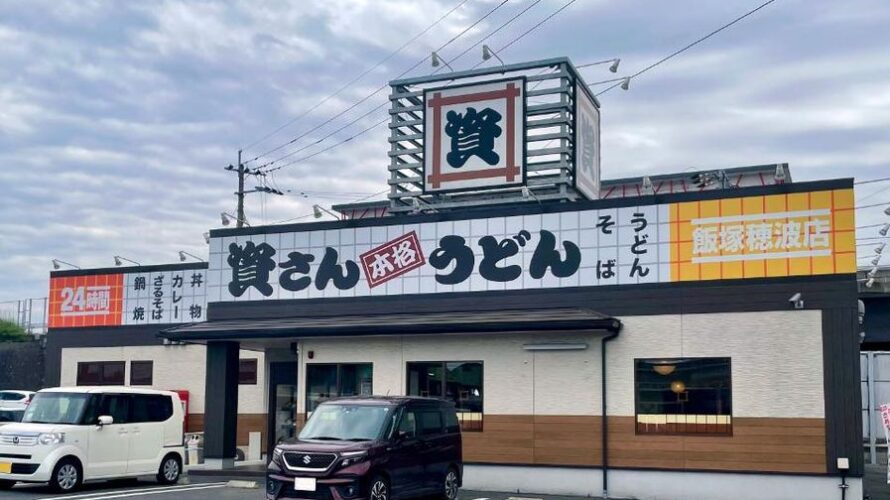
601 322 621 499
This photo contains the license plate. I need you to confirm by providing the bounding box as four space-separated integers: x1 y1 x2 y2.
294 477 316 491
0 462 10 474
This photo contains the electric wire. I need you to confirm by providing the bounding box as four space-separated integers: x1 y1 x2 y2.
269 189 390 225
597 0 780 97
259 0 576 174
250 0 511 170
240 0 472 157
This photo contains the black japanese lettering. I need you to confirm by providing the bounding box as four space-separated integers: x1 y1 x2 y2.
314 248 360 291
529 230 581 279
429 235 474 285
278 251 314 292
227 241 276 297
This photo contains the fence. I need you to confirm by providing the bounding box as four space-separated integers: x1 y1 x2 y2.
0 297 48 337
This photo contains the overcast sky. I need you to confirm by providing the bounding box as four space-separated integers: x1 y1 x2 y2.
1 0 889 301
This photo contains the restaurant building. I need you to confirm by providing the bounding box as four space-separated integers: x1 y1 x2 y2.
44 58 862 500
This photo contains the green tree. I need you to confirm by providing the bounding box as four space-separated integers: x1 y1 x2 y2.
0 319 30 342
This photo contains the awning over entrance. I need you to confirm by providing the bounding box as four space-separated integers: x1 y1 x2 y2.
161 307 621 342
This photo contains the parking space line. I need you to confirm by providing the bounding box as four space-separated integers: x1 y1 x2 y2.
36 482 228 500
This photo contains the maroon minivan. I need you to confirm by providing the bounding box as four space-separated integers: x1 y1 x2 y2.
266 396 463 500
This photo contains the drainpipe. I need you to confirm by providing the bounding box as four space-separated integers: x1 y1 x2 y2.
601 322 621 499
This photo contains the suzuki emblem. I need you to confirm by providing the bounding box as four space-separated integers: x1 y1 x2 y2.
302 455 311 465
11 436 19 445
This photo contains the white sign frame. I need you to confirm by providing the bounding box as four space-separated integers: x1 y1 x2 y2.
574 83 601 200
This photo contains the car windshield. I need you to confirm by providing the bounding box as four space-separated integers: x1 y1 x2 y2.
0 409 24 423
22 393 90 425
299 404 395 441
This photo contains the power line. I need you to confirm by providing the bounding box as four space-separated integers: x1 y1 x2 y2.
597 0 779 97
470 0 578 71
856 177 890 185
438 0 543 69
257 0 578 176
240 0 471 156
269 189 390 225
249 0 511 169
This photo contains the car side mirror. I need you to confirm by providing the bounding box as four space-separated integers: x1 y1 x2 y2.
97 415 113 426
396 430 412 441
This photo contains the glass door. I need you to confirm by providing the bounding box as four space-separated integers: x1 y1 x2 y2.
266 362 298 460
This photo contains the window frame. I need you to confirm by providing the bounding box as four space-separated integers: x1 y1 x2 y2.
239 359 258 385
129 361 154 386
76 361 126 386
405 360 484 432
633 356 733 437
304 362 374 413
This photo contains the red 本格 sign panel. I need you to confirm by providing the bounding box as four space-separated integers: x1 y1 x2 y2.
48 274 125 328
359 231 426 288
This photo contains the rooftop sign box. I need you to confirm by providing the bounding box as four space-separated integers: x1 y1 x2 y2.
205 182 855 304
388 57 601 214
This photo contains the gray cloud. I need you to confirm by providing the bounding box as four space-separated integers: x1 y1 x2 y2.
1 0 889 300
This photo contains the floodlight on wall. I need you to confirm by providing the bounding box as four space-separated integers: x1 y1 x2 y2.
620 77 631 90
885 206 890 216
178 251 205 263
221 212 231 226
522 342 588 351
774 164 787 182
203 232 210 244
431 51 453 71
866 277 876 288
641 176 654 195
872 255 882 267
876 243 887 255
868 266 880 279
313 204 340 220
481 44 505 66
521 186 541 204
114 256 141 267
880 223 890 237
52 259 80 270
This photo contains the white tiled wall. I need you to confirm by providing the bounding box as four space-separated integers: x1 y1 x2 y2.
296 310 825 419
59 345 266 414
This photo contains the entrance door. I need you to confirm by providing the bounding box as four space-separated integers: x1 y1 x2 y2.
266 362 298 460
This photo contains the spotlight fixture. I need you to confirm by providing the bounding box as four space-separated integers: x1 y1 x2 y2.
178 251 205 263
641 176 654 195
885 206 890 216
872 255 882 267
609 58 621 73
313 204 340 220
521 186 541 204
774 164 787 182
221 212 231 226
866 277 876 288
880 223 890 237
868 266 880 279
620 77 631 90
877 243 887 255
481 44 505 66
114 256 141 267
431 51 453 71
51 259 80 270
203 232 210 244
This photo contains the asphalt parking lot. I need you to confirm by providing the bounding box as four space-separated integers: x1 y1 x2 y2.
0 477 587 500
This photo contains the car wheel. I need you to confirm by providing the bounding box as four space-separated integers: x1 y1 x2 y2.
50 458 82 493
443 467 460 500
157 454 181 485
0 479 15 490
368 475 389 500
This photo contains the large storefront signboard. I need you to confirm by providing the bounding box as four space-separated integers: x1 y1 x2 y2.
574 85 601 200
49 267 207 328
207 188 855 303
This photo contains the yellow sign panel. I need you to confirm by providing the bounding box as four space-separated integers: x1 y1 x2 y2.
670 188 855 281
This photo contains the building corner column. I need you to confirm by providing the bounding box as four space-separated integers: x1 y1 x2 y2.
203 341 239 470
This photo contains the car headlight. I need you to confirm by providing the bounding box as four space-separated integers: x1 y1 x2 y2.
38 433 65 445
339 450 368 468
272 447 283 462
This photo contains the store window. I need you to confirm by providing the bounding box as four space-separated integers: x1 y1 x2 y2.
406 361 483 431
239 359 258 385
305 363 373 413
635 357 732 435
76 361 125 386
130 361 153 386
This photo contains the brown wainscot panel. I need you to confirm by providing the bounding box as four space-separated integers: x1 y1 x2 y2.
187 413 269 452
462 415 826 475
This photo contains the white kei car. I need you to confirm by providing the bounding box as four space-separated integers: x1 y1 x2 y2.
0 387 185 492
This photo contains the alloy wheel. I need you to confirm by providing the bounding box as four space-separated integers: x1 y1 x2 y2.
57 464 78 491
370 479 388 500
163 458 179 481
445 470 459 500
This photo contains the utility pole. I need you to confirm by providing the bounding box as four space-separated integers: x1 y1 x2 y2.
236 149 245 228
